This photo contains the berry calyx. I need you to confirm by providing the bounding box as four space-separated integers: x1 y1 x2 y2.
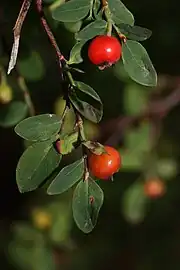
144 178 166 199
88 35 122 68
88 145 121 180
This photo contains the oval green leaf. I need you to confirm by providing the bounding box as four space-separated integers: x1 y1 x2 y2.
122 40 157 86
119 23 152 41
75 20 107 41
75 81 102 103
72 178 104 233
52 0 91 22
69 93 103 123
108 0 134 26
0 101 28 127
15 114 61 142
17 51 45 81
64 20 83 33
16 140 61 193
68 41 86 65
47 158 84 195
122 181 147 224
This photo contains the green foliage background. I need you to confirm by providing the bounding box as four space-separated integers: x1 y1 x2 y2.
1 0 180 269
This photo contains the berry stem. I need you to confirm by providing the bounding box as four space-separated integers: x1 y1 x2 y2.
101 0 113 36
112 23 127 42
75 114 86 142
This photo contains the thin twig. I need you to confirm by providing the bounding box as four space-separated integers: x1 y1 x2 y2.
35 0 65 80
18 76 35 116
105 84 180 146
7 0 32 75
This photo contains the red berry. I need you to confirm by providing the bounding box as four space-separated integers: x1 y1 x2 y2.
144 178 166 198
88 146 121 180
88 35 122 68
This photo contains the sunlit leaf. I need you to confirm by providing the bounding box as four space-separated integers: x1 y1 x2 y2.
15 114 61 142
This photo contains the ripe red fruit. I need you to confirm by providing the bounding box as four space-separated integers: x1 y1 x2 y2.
144 178 166 198
88 145 121 180
88 35 122 68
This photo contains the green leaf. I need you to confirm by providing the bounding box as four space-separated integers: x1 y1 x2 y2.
125 123 151 153
121 123 151 170
47 158 84 195
17 51 45 81
16 140 61 193
75 81 102 103
72 178 104 233
108 0 134 26
122 181 147 224
9 226 56 270
15 114 61 142
122 40 157 86
156 159 178 180
64 20 83 33
123 83 148 115
69 93 103 123
0 101 28 127
121 149 142 170
68 41 86 65
56 131 79 155
75 20 107 41
93 0 103 19
119 23 152 41
52 0 91 22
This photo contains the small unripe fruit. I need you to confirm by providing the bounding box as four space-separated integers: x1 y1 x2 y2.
55 140 63 154
32 209 51 230
0 85 13 104
88 145 121 180
88 35 122 68
144 178 166 198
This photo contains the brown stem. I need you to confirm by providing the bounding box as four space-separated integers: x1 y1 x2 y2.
35 0 66 80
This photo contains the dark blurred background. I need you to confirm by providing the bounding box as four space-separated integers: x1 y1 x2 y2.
1 0 180 269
